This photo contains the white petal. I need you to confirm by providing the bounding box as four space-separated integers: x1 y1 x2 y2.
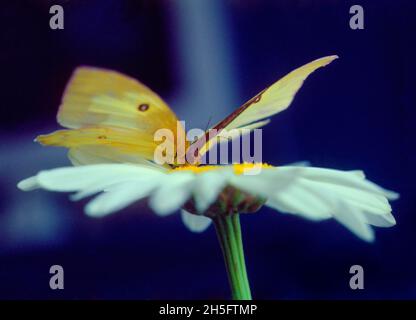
181 210 212 233
85 180 161 217
361 211 396 227
332 201 375 242
230 167 300 199
267 181 332 220
280 166 398 200
149 172 195 216
25 164 164 192
17 176 40 191
70 172 164 201
70 183 118 201
193 170 230 213
302 179 392 214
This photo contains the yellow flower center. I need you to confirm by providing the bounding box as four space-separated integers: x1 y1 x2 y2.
171 163 273 175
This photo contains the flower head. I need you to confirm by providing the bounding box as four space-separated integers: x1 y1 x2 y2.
18 162 398 241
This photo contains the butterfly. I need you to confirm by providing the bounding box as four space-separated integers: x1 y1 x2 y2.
37 55 338 167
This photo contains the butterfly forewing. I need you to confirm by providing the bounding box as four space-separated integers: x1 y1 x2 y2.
190 55 338 162
39 67 185 166
57 67 179 132
221 55 338 130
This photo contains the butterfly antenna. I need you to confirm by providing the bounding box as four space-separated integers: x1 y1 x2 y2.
205 116 213 132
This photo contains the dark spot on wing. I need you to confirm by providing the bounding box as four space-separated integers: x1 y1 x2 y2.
138 103 149 111
98 135 107 139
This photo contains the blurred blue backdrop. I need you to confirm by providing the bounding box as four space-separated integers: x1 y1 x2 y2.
0 0 415 299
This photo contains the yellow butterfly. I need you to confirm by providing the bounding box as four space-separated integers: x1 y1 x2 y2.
37 55 338 167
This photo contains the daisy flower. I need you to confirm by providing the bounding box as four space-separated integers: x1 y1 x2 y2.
18 162 397 241
18 161 398 299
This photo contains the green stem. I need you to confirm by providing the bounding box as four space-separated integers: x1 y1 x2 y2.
213 214 252 300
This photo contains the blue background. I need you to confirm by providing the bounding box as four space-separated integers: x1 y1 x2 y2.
0 0 415 299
